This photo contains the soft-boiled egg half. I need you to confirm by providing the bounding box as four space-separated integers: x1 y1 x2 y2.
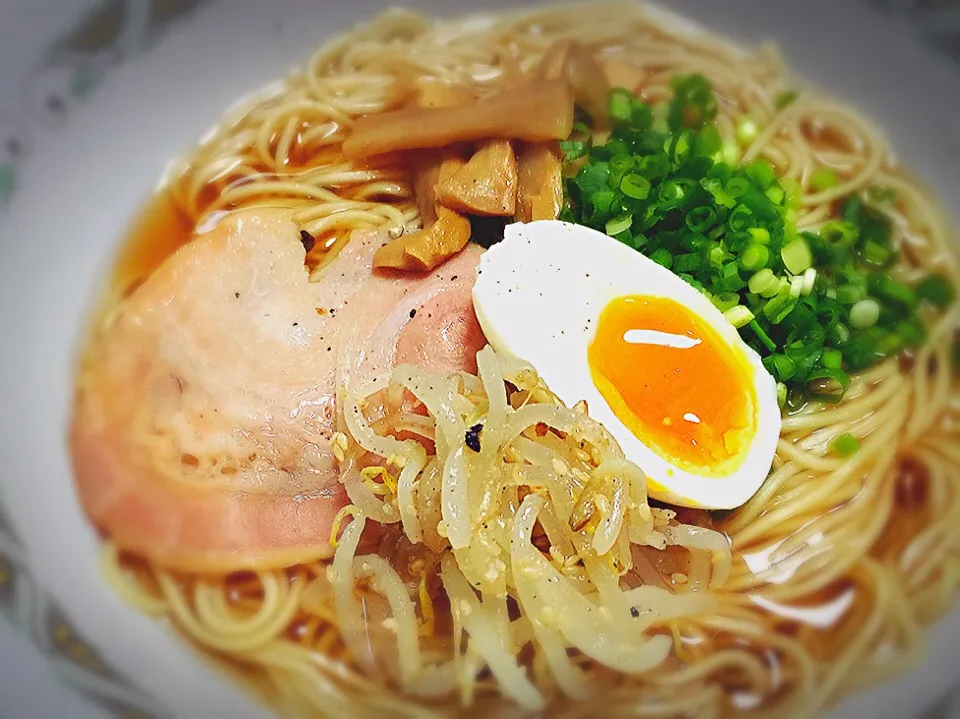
473 220 781 510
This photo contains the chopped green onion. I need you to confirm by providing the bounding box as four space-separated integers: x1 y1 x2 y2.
789 275 805 298
915 273 955 309
681 233 710 252
708 245 727 267
844 195 893 247
668 74 718 130
745 160 775 189
724 305 755 329
821 348 843 369
821 220 858 245
836 285 864 305
774 90 798 110
780 177 800 204
629 99 653 130
868 273 916 310
850 298 880 329
736 116 758 145
605 213 633 236
571 120 591 138
763 294 798 324
559 140 588 161
562 77 933 407
685 206 717 233
726 177 751 198
609 154 634 174
720 261 745 291
749 320 777 352
897 318 927 348
748 268 779 297
721 142 741 166
809 168 838 191
711 292 740 312
829 322 851 346
650 248 673 268
660 178 691 206
621 173 651 200
674 253 702 273
589 190 616 217
831 432 860 457
695 124 723 157
863 240 892 267
877 332 903 356
805 367 851 403
777 382 788 408
608 89 633 124
740 243 770 272
843 329 884 369
764 353 797 381
727 205 754 234
781 237 813 275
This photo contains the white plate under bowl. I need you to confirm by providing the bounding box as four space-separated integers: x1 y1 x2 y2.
0 1 958 718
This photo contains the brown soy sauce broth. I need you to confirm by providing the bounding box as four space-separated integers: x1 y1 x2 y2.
104 177 351 315
105 107 414 311
109 186 195 302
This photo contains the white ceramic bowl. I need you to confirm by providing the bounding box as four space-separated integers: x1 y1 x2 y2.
1 1 958 717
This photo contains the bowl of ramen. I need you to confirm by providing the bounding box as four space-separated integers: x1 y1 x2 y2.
1 1 959 717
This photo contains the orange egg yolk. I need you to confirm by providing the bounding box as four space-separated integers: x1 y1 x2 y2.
587 295 757 474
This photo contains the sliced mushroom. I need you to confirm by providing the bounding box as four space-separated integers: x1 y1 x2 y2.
515 142 563 223
437 139 518 217
375 149 471 272
539 40 610 127
415 79 476 109
373 206 472 272
343 79 574 159
601 57 645 95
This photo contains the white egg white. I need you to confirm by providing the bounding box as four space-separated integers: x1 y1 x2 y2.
472 220 781 510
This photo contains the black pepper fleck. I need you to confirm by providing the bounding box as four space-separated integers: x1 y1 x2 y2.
451 275 458 281
235 292 240 299
409 308 417 318
465 423 483 452
292 322 298 327
630 607 640 618
299 230 316 253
